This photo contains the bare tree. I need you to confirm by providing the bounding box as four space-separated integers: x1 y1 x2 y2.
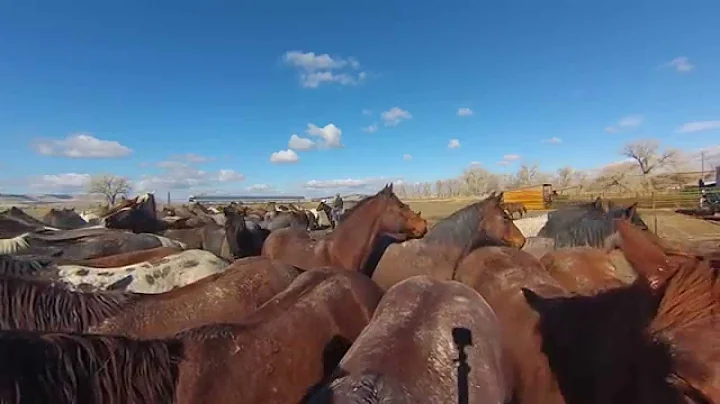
87 174 132 205
553 166 575 190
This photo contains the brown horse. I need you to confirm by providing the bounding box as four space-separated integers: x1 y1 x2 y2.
90 256 299 339
539 247 635 295
42 208 89 230
0 269 381 404
370 192 526 291
310 276 511 404
454 246 567 404
261 184 427 272
57 246 183 268
501 201 527 219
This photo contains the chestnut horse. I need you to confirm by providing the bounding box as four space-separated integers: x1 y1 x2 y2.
454 247 567 404
90 256 299 339
539 247 635 295
0 269 382 404
370 192 526 291
261 184 427 272
0 257 295 334
310 276 511 404
501 201 527 219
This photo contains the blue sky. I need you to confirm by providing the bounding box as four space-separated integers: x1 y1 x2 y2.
1 1 719 198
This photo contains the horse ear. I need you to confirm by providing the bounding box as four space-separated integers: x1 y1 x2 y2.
623 202 639 219
614 218 672 292
522 288 555 313
594 196 610 213
495 192 504 202
388 183 394 192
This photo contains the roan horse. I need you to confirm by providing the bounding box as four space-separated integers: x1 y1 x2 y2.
370 192 526 290
311 276 511 404
0 269 382 404
262 184 428 272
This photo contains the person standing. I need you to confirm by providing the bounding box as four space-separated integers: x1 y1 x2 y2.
331 193 344 225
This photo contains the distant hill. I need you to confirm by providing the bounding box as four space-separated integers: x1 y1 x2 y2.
0 193 104 206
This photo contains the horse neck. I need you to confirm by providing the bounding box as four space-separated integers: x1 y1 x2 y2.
329 199 385 271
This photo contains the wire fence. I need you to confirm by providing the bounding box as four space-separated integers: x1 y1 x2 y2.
553 190 708 210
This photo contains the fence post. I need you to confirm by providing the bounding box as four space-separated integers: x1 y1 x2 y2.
651 192 658 235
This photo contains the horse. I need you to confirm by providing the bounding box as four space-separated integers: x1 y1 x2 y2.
56 249 230 293
4 229 185 260
57 246 183 268
261 184 427 272
454 246 567 404
522 200 647 258
90 256 299 338
310 276 511 404
262 210 311 231
223 207 270 258
502 201 527 219
317 201 335 228
370 192 526 290
539 247 636 295
0 269 382 403
42 208 89 230
103 193 185 233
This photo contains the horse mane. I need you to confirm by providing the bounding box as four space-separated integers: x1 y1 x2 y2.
0 254 54 278
176 322 247 342
651 258 720 334
423 198 500 248
0 331 182 403
551 216 616 248
0 276 138 332
310 372 410 404
0 233 31 254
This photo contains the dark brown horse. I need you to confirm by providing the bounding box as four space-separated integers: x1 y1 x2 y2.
42 208 89 230
310 276 511 404
0 330 183 403
262 184 427 272
90 256 299 339
0 270 382 403
454 246 567 404
501 201 527 219
370 192 526 290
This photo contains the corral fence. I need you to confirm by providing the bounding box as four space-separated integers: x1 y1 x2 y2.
552 190 709 210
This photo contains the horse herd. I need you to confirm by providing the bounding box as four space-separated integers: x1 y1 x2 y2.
0 183 718 403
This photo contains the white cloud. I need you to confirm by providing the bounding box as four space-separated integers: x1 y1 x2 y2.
661 57 694 73
457 107 474 117
216 169 245 182
270 149 299 164
469 161 482 166
675 121 720 134
282 50 366 88
542 137 562 144
303 176 402 191
136 156 245 192
247 184 272 192
448 139 460 149
288 134 315 151
30 173 91 192
381 107 412 126
403 154 413 161
605 115 643 133
362 123 378 133
32 133 132 158
498 154 521 166
306 123 343 148
362 109 372 116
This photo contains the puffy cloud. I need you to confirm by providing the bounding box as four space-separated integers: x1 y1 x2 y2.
246 184 273 192
381 107 412 126
303 176 403 192
362 124 378 133
135 156 245 191
288 134 315 151
306 123 343 148
29 173 91 191
282 50 366 88
542 137 562 144
270 149 299 164
605 115 643 133
660 57 694 73
448 139 460 149
32 133 132 158
403 154 413 161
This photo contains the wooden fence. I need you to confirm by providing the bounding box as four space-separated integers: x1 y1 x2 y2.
553 190 705 210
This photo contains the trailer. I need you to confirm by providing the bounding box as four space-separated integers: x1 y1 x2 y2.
502 183 553 211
